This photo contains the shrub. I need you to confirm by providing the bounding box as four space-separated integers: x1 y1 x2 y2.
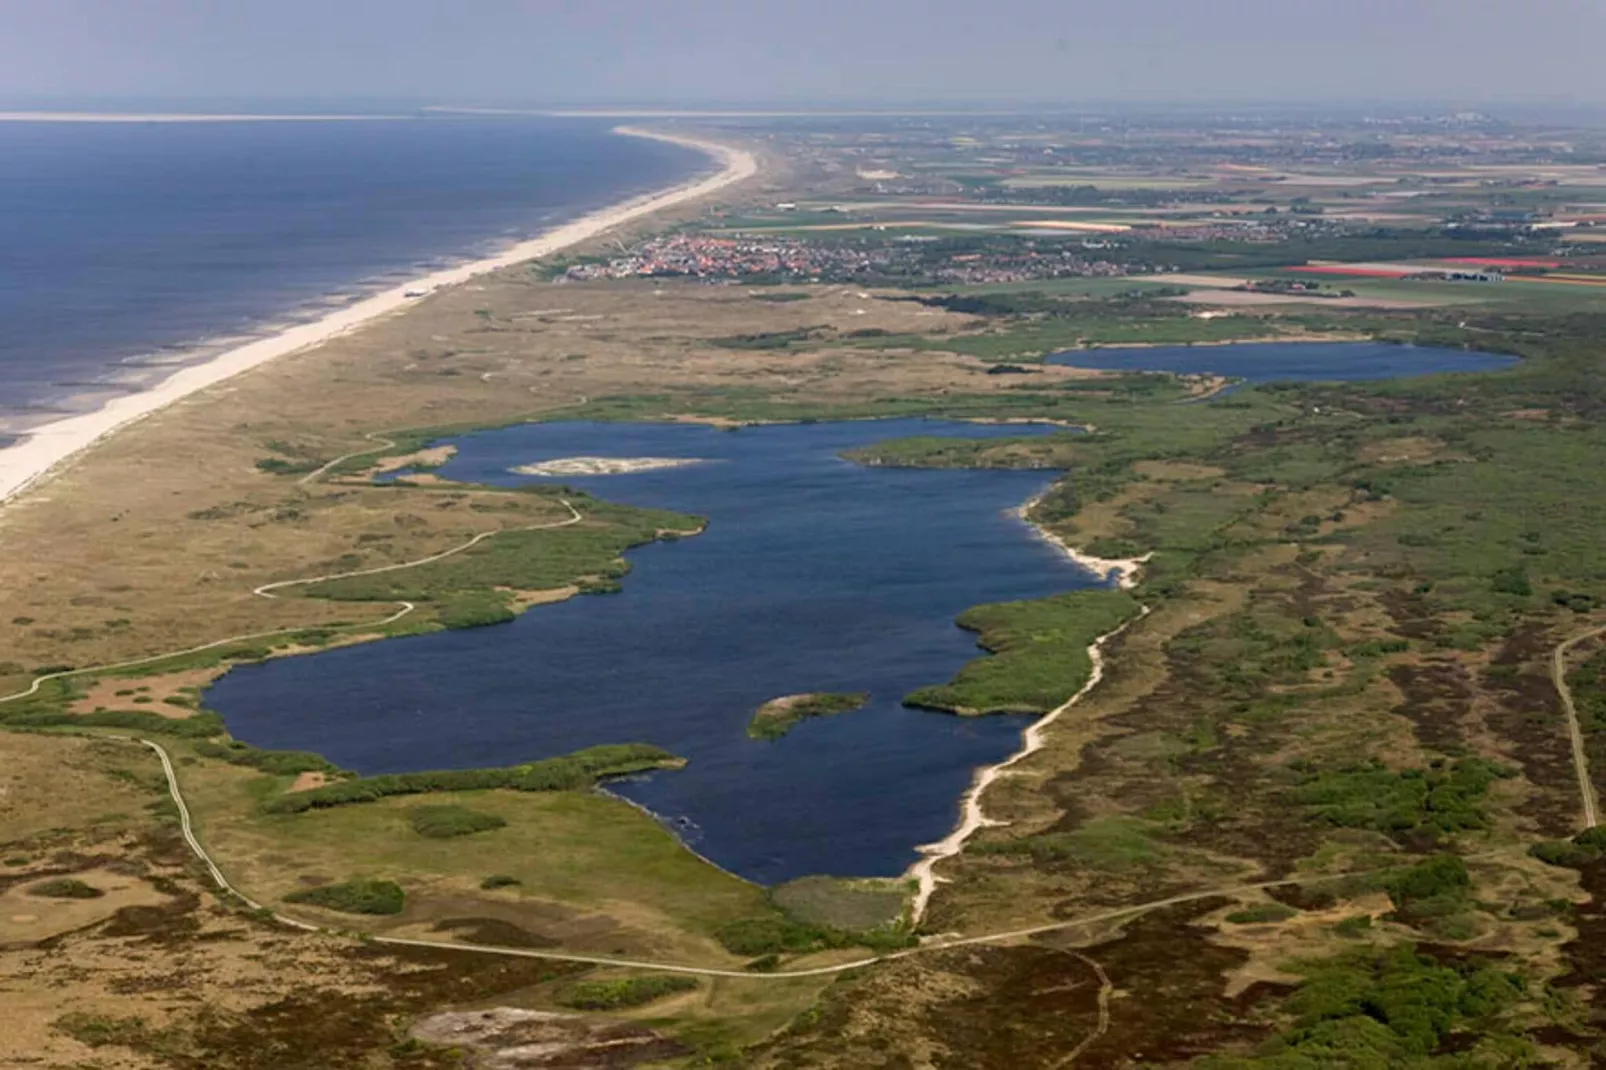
28 877 103 899
0 708 226 738
479 874 521 890
192 740 342 776
284 879 404 915
555 975 699 1011
261 743 679 814
408 804 507 839
1287 758 1509 842
1225 902 1296 925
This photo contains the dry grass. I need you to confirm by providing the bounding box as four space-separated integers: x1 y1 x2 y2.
0 279 1086 697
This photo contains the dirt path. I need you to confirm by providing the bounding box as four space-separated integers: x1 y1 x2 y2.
1552 623 1606 830
1051 952 1113 1067
137 726 1435 981
0 500 581 707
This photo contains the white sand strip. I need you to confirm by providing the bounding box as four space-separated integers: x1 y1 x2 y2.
905 497 1149 923
0 128 756 507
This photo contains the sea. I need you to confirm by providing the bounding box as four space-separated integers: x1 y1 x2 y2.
0 114 705 440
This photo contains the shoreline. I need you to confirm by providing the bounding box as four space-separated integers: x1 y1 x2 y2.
904 496 1148 923
0 127 758 507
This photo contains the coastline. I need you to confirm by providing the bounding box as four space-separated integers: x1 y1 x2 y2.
905 496 1148 923
0 126 758 507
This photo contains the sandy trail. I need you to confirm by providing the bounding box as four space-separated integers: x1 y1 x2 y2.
0 129 756 506
1552 623 1606 829
905 498 1149 923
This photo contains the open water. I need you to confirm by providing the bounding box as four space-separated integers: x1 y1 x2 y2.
0 115 702 431
209 333 1521 884
210 419 1086 884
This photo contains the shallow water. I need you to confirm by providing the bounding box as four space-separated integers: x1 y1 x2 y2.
210 419 1091 884
1046 340 1518 382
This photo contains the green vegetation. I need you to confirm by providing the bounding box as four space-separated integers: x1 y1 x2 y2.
1225 902 1297 925
747 692 870 740
1202 945 1531 1067
192 739 344 777
1383 855 1477 935
970 815 1169 870
27 877 103 899
53 1013 168 1051
406 804 507 839
906 589 1140 714
554 975 699 1011
260 744 681 814
710 326 828 350
1287 759 1511 843
0 706 226 737
282 878 405 916
713 913 913 957
770 876 907 931
1529 825 1606 869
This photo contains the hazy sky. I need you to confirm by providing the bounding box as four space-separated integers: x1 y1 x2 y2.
5 0 1604 108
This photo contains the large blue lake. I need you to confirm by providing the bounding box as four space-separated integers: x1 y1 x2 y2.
211 419 1087 884
0 116 701 434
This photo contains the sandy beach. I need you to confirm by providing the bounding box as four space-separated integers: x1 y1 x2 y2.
0 127 757 506
904 498 1148 922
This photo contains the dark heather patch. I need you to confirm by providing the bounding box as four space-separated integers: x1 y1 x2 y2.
1388 661 1472 752
1483 626 1576 838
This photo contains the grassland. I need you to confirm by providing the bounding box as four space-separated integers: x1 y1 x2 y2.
11 120 1606 1065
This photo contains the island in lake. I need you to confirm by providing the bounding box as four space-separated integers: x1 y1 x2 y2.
747 692 871 740
511 456 705 476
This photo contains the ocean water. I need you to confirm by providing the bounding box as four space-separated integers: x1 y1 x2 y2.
0 116 704 431
208 419 1093 885
1047 340 1518 382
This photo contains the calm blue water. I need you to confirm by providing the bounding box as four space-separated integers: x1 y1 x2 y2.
210 419 1091 884
1047 341 1518 381
0 117 702 428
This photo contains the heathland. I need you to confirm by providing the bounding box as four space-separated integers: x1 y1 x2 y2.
9 113 1606 1067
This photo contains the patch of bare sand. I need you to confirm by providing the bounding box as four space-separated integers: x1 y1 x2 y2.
68 667 221 718
362 444 458 477
287 771 329 793
497 585 581 611
1355 435 1449 465
0 868 174 946
1212 892 1395 998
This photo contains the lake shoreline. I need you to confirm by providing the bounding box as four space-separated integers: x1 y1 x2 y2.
0 126 758 507
903 493 1148 920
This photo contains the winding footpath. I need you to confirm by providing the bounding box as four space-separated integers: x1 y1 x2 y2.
0 500 581 708
1552 623 1606 830
138 727 1420 981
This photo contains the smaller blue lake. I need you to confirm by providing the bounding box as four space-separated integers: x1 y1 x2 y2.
1047 340 1518 382
210 420 1088 884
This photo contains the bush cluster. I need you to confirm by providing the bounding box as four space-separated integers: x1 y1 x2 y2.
407 804 507 838
555 975 699 1011
1287 758 1510 841
192 739 342 776
261 743 678 814
283 878 404 915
